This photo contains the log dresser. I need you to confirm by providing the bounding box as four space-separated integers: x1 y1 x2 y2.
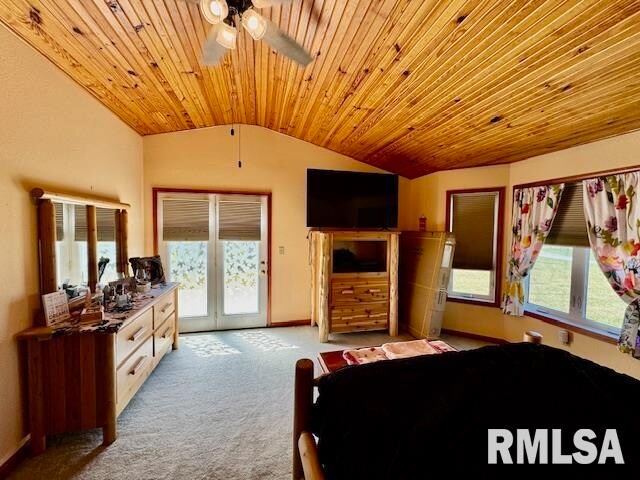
16 283 179 454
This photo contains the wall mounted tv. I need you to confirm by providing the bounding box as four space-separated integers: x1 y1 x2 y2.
306 169 399 229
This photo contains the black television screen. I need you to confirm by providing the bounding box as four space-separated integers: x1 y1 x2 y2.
306 169 398 228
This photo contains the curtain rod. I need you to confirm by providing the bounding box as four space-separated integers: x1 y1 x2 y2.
512 164 640 190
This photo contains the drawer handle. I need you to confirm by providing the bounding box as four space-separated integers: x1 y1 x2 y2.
160 302 172 313
341 289 354 294
161 326 172 339
129 327 147 343
368 289 381 294
129 356 149 376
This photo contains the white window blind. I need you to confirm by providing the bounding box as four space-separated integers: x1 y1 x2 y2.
96 208 116 242
451 193 496 271
218 200 261 241
74 205 87 241
545 182 589 247
162 198 210 241
54 202 64 241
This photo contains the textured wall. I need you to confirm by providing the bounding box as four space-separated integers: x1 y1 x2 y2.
143 125 410 324
404 130 640 379
0 24 144 465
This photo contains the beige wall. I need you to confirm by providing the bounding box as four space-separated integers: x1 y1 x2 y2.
0 25 144 465
406 130 640 379
143 125 410 324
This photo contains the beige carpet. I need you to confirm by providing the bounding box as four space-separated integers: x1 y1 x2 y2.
10 326 489 480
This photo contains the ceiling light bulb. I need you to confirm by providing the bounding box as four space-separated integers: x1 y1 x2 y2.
216 23 237 49
242 9 267 40
201 0 228 24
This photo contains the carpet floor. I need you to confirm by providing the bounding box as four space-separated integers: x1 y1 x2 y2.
9 326 489 480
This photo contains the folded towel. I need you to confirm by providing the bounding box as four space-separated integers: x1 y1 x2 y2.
343 347 388 365
429 340 457 353
381 339 437 359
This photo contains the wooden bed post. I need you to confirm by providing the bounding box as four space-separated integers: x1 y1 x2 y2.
293 359 314 480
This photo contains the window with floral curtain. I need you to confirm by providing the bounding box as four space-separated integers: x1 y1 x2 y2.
503 184 564 316
583 174 640 358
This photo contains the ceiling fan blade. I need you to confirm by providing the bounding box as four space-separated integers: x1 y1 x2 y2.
202 25 228 66
253 1 322 27
252 0 294 7
262 20 313 67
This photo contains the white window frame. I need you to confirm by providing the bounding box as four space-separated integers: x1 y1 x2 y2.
525 246 623 337
447 191 500 304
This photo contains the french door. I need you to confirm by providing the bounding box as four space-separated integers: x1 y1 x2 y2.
157 191 269 333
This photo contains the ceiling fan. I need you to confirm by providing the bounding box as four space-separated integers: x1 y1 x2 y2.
184 0 314 67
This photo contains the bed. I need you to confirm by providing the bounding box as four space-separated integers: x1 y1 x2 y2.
292 342 640 478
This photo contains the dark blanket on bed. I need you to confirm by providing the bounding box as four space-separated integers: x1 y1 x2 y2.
311 343 640 476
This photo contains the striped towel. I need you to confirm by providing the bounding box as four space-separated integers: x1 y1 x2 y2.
342 347 388 365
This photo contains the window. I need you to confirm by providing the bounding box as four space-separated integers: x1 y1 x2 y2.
447 188 504 305
161 196 210 318
525 183 626 334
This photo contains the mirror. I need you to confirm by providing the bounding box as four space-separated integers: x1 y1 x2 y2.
52 202 120 297
32 188 130 322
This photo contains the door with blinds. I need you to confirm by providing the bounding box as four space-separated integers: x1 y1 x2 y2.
158 192 269 332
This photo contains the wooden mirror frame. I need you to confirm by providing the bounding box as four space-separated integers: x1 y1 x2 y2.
32 188 131 308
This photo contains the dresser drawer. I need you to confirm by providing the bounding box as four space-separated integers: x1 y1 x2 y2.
116 308 153 367
116 336 153 405
331 303 388 330
332 283 389 304
153 292 176 328
154 313 175 359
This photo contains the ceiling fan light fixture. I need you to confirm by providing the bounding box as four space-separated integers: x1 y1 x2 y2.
216 22 238 49
242 9 267 41
201 0 228 24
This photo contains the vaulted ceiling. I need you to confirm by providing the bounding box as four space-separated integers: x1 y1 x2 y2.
2 0 640 178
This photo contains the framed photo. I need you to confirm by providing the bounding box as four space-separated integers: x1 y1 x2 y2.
129 256 166 285
42 291 71 327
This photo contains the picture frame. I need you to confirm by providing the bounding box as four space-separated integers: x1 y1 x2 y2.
41 291 71 327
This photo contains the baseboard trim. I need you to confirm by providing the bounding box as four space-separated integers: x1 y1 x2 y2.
268 319 310 328
0 437 30 478
441 329 509 345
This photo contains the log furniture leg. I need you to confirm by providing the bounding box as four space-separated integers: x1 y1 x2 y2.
27 338 46 455
102 333 117 445
87 205 98 292
293 359 314 480
172 292 180 350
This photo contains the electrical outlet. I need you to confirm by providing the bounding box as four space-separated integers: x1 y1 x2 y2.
559 329 571 345
279 246 285 255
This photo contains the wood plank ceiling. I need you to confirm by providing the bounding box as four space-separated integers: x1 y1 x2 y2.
2 0 640 178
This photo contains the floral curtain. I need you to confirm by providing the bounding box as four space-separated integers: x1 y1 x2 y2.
503 184 564 316
583 174 640 358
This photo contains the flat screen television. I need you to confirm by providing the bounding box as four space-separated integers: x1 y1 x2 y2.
306 169 398 228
